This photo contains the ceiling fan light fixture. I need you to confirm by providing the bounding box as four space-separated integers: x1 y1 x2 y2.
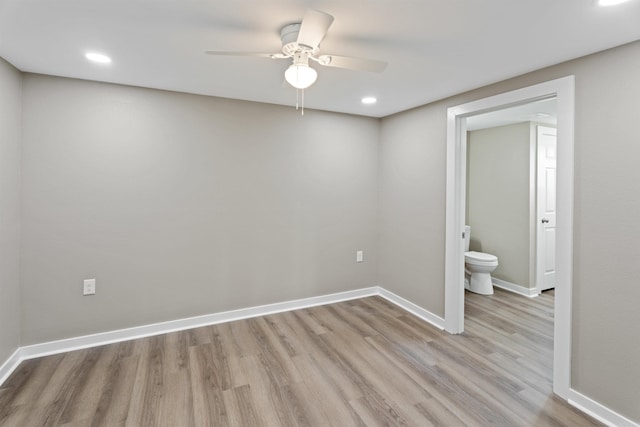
285 63 318 89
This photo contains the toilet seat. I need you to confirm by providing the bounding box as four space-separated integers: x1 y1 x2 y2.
465 251 498 265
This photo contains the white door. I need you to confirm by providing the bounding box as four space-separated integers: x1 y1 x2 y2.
536 126 557 291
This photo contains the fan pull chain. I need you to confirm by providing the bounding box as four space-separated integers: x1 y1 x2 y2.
294 88 305 116
296 88 300 111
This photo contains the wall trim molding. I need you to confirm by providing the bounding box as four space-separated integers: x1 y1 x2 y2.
377 287 445 330
492 278 539 298
0 348 22 386
17 287 380 361
1 286 444 387
568 389 639 427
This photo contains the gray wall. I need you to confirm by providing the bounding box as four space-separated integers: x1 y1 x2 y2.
0 58 22 363
378 104 446 315
20 75 379 344
378 40 640 422
467 122 531 288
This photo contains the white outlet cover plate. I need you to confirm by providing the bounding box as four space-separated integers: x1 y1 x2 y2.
83 279 96 295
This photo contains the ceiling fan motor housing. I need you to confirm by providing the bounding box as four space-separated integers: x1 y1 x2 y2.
280 23 318 56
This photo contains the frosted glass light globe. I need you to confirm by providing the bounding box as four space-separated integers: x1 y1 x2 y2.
285 64 318 89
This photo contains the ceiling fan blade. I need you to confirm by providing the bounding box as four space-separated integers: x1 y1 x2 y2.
317 54 387 72
205 51 287 59
296 10 334 50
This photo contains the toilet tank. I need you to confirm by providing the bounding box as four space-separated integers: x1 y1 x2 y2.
464 225 471 252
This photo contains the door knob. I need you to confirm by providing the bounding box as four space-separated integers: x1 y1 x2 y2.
541 218 550 224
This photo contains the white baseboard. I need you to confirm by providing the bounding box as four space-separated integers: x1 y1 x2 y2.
3 286 634 427
18 286 380 361
569 389 639 427
492 278 539 298
377 287 445 330
1 285 442 386
0 348 22 386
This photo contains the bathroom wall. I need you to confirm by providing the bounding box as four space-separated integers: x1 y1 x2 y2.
0 57 22 365
466 122 532 289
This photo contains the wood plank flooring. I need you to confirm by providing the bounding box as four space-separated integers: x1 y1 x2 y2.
0 288 602 426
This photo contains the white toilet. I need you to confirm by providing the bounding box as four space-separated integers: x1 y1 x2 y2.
464 225 499 295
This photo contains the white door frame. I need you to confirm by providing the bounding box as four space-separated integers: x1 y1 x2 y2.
444 76 575 398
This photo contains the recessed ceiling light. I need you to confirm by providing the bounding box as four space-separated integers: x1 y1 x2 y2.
85 52 112 64
361 97 377 105
598 0 631 6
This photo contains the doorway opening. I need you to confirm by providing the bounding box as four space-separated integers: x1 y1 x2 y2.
465 98 557 296
444 76 575 399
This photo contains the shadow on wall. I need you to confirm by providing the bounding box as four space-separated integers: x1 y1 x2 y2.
469 237 483 252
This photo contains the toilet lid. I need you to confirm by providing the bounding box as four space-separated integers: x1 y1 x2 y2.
465 251 498 263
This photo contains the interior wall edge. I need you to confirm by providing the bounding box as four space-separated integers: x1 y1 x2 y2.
0 55 23 372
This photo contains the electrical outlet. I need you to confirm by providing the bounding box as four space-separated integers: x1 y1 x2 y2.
356 250 364 263
83 279 96 295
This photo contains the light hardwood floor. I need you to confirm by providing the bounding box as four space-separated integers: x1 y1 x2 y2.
0 288 602 426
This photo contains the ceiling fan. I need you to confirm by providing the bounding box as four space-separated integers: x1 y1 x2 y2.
205 9 387 92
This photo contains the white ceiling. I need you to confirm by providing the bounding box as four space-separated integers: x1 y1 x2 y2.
1 0 639 117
